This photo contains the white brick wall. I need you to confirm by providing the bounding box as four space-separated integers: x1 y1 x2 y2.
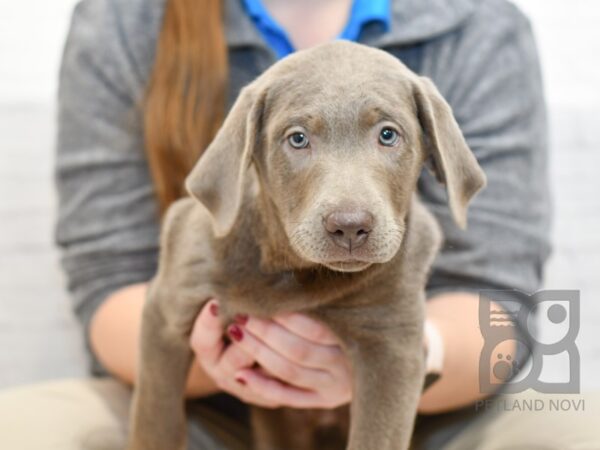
0 0 598 390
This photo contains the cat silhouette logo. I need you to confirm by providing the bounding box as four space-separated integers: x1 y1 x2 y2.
479 290 580 394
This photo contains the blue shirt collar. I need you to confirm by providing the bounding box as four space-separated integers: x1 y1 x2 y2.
339 0 391 42
242 0 391 59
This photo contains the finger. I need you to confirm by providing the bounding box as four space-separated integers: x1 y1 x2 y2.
244 316 342 369
227 324 331 389
218 341 256 374
211 365 279 409
235 368 326 409
190 299 224 367
273 313 340 345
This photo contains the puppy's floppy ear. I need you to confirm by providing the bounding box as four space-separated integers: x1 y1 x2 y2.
185 85 265 237
413 76 486 229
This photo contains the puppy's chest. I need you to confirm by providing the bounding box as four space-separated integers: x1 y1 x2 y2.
209 248 402 319
210 257 332 317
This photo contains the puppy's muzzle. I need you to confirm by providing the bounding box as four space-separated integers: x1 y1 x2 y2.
323 209 374 251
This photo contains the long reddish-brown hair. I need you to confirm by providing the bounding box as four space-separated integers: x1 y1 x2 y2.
144 0 228 215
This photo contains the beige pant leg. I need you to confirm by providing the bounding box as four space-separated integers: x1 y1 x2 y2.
0 377 250 450
0 378 130 450
445 390 600 450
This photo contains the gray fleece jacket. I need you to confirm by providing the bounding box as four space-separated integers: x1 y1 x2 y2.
55 0 551 373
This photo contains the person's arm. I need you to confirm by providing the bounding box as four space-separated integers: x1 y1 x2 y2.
420 0 551 386
416 3 551 412
418 292 516 414
89 283 219 397
55 0 165 375
420 3 551 300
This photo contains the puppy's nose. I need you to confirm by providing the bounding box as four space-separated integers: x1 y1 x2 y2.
324 210 374 251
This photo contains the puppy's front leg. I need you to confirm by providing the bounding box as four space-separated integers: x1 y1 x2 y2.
346 324 425 450
127 286 196 450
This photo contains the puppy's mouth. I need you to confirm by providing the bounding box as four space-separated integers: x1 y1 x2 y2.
322 259 373 273
288 219 404 272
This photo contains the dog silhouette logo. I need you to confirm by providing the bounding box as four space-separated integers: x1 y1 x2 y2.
479 290 580 394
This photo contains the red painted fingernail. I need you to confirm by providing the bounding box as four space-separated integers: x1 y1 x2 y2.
235 377 246 386
209 302 219 317
228 324 244 342
234 314 248 325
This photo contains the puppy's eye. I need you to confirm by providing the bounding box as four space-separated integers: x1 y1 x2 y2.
288 132 310 149
379 127 400 147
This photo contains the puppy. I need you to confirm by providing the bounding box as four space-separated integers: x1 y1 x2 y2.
127 41 485 450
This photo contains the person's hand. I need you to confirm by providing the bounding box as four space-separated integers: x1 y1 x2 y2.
190 299 352 409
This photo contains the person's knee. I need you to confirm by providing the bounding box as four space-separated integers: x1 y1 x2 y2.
445 391 600 450
0 378 131 450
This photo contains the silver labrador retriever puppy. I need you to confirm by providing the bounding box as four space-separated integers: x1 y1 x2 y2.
127 41 486 450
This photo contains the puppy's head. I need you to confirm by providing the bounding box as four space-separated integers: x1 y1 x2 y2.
186 41 485 272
